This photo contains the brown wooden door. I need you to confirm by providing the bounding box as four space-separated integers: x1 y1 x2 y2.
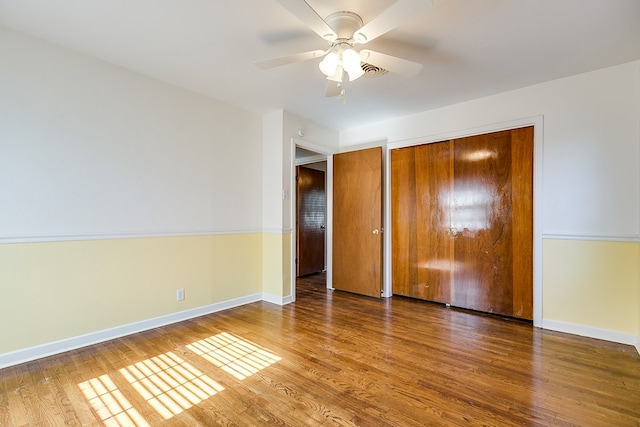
391 142 452 303
333 147 382 298
296 166 326 277
450 128 533 318
391 127 533 319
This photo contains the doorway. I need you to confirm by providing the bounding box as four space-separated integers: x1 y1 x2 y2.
296 164 326 277
293 145 331 298
294 145 384 300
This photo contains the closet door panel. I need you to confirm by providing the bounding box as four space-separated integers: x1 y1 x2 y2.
510 127 534 319
450 127 533 319
451 130 515 315
391 142 452 303
391 146 418 296
414 142 453 303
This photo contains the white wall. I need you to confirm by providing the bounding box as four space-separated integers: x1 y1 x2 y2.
262 110 338 233
0 26 263 242
283 111 339 231
0 26 268 365
262 110 285 233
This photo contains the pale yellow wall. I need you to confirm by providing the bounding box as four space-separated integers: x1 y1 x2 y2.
0 233 263 354
281 233 292 298
262 233 283 297
543 239 640 335
261 232 292 299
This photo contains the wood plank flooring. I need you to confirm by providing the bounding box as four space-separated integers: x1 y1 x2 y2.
1 273 639 426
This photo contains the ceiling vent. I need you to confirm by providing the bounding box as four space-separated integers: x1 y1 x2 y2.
361 62 388 78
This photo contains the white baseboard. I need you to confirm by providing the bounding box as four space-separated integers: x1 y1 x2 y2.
0 293 262 369
3 301 636 369
542 319 640 354
261 293 293 306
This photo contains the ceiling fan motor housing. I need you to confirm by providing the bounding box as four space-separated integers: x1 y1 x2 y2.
325 11 363 41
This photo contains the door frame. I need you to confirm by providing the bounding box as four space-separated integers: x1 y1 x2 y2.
386 116 544 327
295 165 327 277
290 138 336 301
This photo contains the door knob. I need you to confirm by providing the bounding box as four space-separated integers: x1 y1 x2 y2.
320 225 325 229
372 228 380 234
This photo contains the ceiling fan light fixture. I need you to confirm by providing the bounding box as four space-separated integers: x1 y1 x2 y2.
326 64 344 83
319 51 339 76
341 47 364 81
341 48 360 69
346 66 365 82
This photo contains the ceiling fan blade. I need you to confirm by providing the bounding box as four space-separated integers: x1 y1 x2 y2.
325 80 343 97
353 0 433 44
274 0 338 42
359 49 423 77
255 49 326 69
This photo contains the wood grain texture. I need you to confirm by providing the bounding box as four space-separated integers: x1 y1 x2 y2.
451 127 534 319
390 127 533 319
391 142 453 303
333 147 382 298
1 275 638 426
416 141 455 304
452 129 515 317
510 127 534 319
391 146 419 297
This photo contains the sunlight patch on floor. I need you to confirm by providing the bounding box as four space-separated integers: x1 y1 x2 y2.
186 332 281 380
78 374 149 427
78 332 279 423
119 351 224 420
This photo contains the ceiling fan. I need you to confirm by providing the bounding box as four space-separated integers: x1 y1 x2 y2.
255 0 433 97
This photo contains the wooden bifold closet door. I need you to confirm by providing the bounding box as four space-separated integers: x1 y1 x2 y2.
391 127 533 320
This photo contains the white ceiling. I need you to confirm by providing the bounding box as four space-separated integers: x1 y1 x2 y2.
1 0 639 131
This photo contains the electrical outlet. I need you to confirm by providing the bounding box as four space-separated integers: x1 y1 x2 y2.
176 288 185 301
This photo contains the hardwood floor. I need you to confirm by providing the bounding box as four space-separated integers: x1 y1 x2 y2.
1 273 639 426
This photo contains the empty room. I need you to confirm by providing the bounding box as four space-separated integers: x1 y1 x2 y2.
1 0 639 425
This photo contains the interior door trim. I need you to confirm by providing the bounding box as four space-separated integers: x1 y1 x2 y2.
385 116 544 327
290 138 337 302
